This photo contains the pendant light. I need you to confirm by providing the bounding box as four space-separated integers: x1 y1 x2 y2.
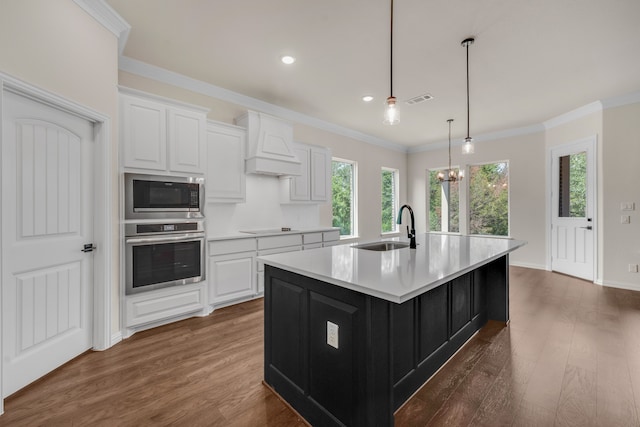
383 0 399 125
437 119 463 183
461 37 475 154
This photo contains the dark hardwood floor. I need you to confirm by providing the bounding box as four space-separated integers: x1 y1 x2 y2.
1 267 639 426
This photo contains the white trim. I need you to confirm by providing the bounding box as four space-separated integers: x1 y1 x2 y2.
0 73 113 409
111 331 123 347
601 90 640 110
408 123 545 154
73 0 131 55
119 56 407 153
118 86 210 114
600 280 640 293
509 261 547 271
543 101 603 130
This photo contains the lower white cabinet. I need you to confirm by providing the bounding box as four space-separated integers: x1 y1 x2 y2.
126 282 206 328
209 251 256 305
208 238 257 306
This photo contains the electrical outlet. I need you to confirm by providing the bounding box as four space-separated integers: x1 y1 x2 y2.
621 215 630 224
621 202 636 211
629 264 639 273
327 321 339 349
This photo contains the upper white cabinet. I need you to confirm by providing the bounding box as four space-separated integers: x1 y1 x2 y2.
120 88 208 174
206 121 246 203
281 142 331 203
235 110 301 176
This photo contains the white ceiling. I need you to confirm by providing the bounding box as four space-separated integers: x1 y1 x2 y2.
106 0 640 149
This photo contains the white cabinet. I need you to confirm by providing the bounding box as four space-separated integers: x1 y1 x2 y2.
120 89 207 174
121 94 167 171
281 143 331 203
303 232 323 250
206 121 246 202
208 238 257 306
168 107 206 174
323 230 341 247
125 282 206 328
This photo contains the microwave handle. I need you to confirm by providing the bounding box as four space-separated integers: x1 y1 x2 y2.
126 233 204 244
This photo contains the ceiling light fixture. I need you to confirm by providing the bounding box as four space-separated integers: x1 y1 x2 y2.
383 0 399 125
281 55 296 65
461 37 475 154
437 119 463 183
362 95 374 102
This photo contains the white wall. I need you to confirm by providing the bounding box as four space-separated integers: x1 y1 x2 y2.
407 131 547 269
602 102 640 290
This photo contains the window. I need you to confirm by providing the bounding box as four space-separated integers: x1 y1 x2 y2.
428 169 460 233
558 152 586 217
381 168 399 233
469 162 509 236
332 159 357 237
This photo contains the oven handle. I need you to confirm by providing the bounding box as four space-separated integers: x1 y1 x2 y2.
125 233 205 244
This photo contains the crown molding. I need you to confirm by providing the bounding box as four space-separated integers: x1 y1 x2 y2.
408 123 545 154
601 90 640 110
73 0 131 55
119 56 408 153
543 101 603 130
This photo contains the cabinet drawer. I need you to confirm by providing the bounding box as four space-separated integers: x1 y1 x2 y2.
323 230 340 242
209 238 256 256
303 232 323 244
257 234 302 250
303 243 323 250
257 246 302 271
126 283 205 327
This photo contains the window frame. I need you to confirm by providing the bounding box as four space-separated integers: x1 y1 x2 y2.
466 160 511 238
381 167 400 235
427 165 462 235
331 157 358 240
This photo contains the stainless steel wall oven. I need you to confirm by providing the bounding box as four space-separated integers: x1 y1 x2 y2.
125 221 205 295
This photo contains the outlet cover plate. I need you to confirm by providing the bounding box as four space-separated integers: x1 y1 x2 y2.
327 321 339 349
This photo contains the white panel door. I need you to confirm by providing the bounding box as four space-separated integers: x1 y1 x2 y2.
2 91 94 397
550 138 596 281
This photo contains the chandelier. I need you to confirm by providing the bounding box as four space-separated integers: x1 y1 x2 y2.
437 119 463 183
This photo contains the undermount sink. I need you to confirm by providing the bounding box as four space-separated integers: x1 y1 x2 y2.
352 241 410 251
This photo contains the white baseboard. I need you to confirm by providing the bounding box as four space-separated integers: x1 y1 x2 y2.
601 280 640 292
509 261 547 271
110 331 123 347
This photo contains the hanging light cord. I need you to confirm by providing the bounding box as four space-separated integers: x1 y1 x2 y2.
448 119 453 170
465 40 470 140
390 0 394 98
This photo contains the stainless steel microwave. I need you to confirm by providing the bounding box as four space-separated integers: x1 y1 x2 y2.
124 173 204 220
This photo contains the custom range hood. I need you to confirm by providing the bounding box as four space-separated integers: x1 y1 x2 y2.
236 111 301 176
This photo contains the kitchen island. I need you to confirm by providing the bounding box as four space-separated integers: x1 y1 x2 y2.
260 233 525 426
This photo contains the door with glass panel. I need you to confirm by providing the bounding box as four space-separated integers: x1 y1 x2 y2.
550 138 596 281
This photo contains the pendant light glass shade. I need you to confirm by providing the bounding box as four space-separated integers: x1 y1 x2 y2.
462 37 475 154
383 96 399 125
462 137 474 154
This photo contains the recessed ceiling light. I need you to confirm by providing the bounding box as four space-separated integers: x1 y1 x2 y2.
362 95 374 102
281 55 296 65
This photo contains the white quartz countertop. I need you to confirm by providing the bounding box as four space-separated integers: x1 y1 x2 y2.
259 233 526 303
